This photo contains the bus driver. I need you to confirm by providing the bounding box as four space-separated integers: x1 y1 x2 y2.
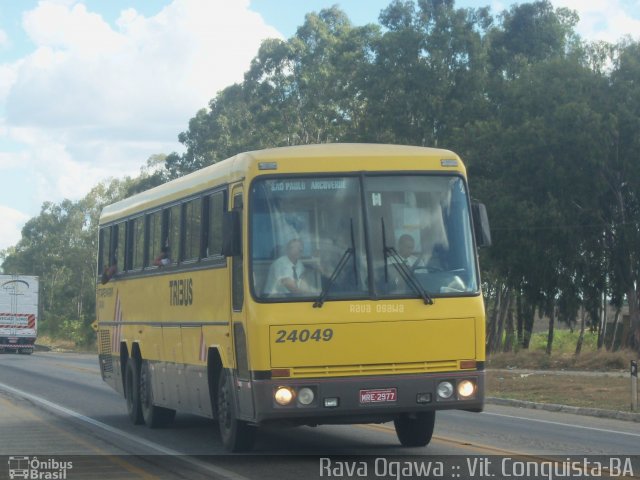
263 238 313 296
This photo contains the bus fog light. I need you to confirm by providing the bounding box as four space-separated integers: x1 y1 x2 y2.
457 380 475 398
437 381 454 400
297 387 315 405
274 387 295 406
324 397 339 408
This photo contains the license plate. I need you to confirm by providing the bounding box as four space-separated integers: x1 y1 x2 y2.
8 338 17 344
359 388 397 404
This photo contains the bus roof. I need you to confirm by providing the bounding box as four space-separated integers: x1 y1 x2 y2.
99 143 464 225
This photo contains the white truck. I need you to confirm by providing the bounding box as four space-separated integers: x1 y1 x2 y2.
0 275 39 354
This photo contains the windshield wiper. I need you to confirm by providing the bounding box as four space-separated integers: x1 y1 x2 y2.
381 218 433 305
313 219 357 308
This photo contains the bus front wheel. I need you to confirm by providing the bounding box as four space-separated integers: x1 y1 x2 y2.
140 360 176 428
124 356 144 425
217 369 256 452
394 411 435 447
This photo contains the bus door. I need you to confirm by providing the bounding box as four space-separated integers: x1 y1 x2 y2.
228 183 254 420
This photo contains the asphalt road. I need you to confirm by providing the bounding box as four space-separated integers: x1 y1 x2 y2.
0 351 638 479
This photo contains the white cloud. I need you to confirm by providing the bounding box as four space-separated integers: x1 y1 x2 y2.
23 2 126 55
0 150 27 169
7 0 281 133
0 0 281 249
0 206 29 251
551 0 640 42
0 29 8 49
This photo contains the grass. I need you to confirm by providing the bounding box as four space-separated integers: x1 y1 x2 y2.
487 329 638 371
486 330 639 412
486 370 634 412
487 349 637 371
528 328 599 352
36 335 89 352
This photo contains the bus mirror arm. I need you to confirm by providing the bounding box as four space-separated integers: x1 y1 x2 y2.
222 210 242 257
471 202 492 248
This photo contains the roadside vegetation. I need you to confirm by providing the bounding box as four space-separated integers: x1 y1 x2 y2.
486 331 637 412
486 371 632 412
488 330 636 371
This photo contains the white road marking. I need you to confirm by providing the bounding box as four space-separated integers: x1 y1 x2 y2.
482 411 640 438
0 381 251 480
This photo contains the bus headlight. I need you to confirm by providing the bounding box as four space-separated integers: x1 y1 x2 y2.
437 381 454 400
297 387 315 405
457 380 475 398
274 386 295 406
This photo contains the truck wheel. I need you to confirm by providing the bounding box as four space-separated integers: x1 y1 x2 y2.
217 369 255 452
140 360 175 428
124 356 144 425
18 348 33 355
394 411 435 447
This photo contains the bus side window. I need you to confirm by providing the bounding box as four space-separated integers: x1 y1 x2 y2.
206 191 225 258
99 226 111 276
147 210 162 268
117 222 126 272
168 204 181 265
131 216 145 270
100 225 119 284
183 198 202 262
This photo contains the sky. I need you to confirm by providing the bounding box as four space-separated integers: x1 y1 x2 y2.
0 0 639 251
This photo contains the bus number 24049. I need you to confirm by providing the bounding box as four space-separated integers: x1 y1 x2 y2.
274 328 334 343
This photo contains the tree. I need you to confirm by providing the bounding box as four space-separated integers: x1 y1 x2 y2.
1 173 151 345
602 41 640 350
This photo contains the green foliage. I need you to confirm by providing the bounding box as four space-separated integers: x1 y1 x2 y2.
0 160 162 346
529 330 598 354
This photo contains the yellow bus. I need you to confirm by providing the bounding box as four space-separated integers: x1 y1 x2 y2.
96 143 491 452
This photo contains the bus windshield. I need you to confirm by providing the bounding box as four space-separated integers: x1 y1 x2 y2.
250 174 478 302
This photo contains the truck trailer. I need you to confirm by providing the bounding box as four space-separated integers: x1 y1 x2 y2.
0 275 39 354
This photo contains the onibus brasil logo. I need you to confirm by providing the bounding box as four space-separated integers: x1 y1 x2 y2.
8 456 72 479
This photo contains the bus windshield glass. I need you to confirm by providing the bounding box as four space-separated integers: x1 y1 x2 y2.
365 175 478 298
251 177 369 301
250 174 478 302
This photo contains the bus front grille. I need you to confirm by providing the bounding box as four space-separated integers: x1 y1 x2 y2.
289 360 458 378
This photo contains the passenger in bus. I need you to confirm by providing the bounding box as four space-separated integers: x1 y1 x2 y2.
153 245 171 267
383 234 417 292
395 234 421 268
263 238 313 296
101 253 118 284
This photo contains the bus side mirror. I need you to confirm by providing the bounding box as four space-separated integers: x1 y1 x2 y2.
222 210 242 257
471 202 492 248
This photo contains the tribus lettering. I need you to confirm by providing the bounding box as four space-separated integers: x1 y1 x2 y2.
169 279 193 306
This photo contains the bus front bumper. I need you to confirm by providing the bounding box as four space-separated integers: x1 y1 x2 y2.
249 370 484 426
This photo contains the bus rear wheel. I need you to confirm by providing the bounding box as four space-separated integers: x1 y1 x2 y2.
217 369 256 452
124 356 144 425
140 360 176 428
394 411 435 447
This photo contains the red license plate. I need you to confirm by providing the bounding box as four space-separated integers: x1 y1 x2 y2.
359 388 397 404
